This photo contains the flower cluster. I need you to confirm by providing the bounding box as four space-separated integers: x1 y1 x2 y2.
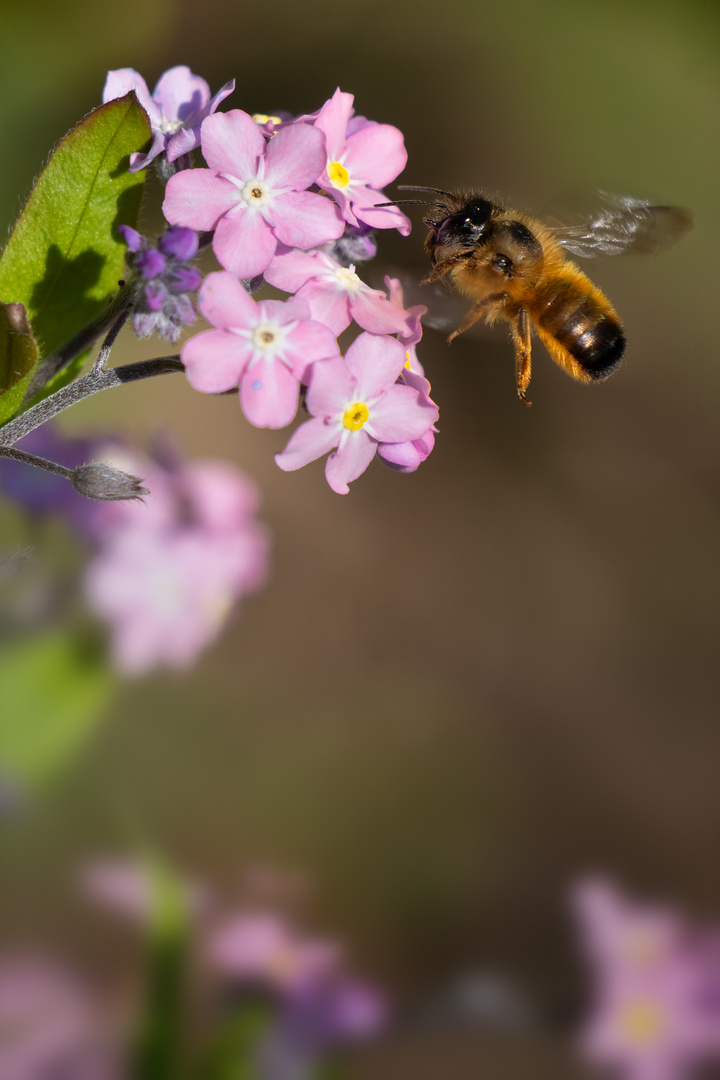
105 66 439 494
118 224 202 342
572 878 720 1078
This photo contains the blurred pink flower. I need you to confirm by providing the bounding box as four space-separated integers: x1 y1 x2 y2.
103 65 234 172
0 958 118 1079
182 272 340 428
311 88 411 235
163 110 344 278
80 859 207 923
207 913 340 993
572 878 720 1079
275 332 438 494
85 448 270 675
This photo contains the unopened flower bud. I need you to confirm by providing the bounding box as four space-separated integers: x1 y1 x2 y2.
72 461 148 502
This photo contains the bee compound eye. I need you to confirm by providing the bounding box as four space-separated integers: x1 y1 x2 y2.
492 254 512 274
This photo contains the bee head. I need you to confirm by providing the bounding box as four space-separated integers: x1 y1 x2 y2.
424 197 494 261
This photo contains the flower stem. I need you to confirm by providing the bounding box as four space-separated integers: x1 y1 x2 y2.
0 446 74 480
0 356 184 448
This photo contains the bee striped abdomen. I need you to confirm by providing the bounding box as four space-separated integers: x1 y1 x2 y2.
533 274 626 382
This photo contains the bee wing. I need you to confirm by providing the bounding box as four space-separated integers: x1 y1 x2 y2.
555 194 693 258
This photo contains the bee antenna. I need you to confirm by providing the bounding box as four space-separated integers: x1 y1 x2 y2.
398 184 453 198
373 199 449 209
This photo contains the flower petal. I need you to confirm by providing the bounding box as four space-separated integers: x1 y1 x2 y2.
199 109 265 177
212 210 277 278
344 333 406 399
198 272 257 329
275 417 341 472
163 170 239 230
296 281 351 336
345 122 407 190
182 329 250 392
103 69 160 123
350 290 413 335
305 357 354 417
325 431 377 494
240 361 299 429
153 66 210 124
264 122 328 191
313 88 355 162
264 248 326 293
285 318 341 380
271 191 344 250
368 385 439 442
351 186 411 234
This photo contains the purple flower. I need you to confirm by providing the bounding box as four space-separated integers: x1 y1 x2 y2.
275 333 439 494
264 248 414 336
311 89 411 235
119 225 201 342
572 878 720 1079
103 66 234 172
182 272 340 429
85 448 270 675
162 110 344 279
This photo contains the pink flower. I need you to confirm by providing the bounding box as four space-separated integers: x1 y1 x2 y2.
275 332 438 494
103 66 234 172
311 89 411 235
208 913 341 993
85 449 270 675
264 248 414 336
572 878 720 1079
182 272 340 429
162 110 344 278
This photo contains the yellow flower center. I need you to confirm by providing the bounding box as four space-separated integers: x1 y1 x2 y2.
404 350 412 369
343 401 369 430
252 113 283 127
619 1000 664 1045
327 161 350 189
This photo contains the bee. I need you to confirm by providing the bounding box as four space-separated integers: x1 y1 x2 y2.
377 187 692 404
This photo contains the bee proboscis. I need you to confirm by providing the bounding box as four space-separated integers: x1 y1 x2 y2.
377 187 692 404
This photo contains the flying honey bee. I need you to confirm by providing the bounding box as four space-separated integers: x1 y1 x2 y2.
377 187 692 404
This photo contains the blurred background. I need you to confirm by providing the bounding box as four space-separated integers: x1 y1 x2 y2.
0 0 719 1075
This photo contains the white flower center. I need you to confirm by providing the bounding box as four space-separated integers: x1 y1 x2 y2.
158 111 184 136
240 179 272 208
252 323 281 351
333 266 361 292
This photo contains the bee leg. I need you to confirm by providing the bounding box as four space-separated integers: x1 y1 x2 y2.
421 251 475 285
446 292 508 344
511 308 533 406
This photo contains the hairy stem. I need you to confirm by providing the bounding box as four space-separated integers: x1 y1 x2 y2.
0 356 184 447
0 446 75 480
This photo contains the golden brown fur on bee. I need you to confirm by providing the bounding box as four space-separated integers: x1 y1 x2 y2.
421 190 626 403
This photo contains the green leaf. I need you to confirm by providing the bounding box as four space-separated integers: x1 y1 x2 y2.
0 92 150 422
0 630 114 785
0 301 38 398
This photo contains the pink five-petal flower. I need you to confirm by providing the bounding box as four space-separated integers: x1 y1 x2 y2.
572 878 720 1080
163 111 344 279
265 248 414 336
312 89 411 235
182 272 340 429
103 66 234 171
275 333 438 494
